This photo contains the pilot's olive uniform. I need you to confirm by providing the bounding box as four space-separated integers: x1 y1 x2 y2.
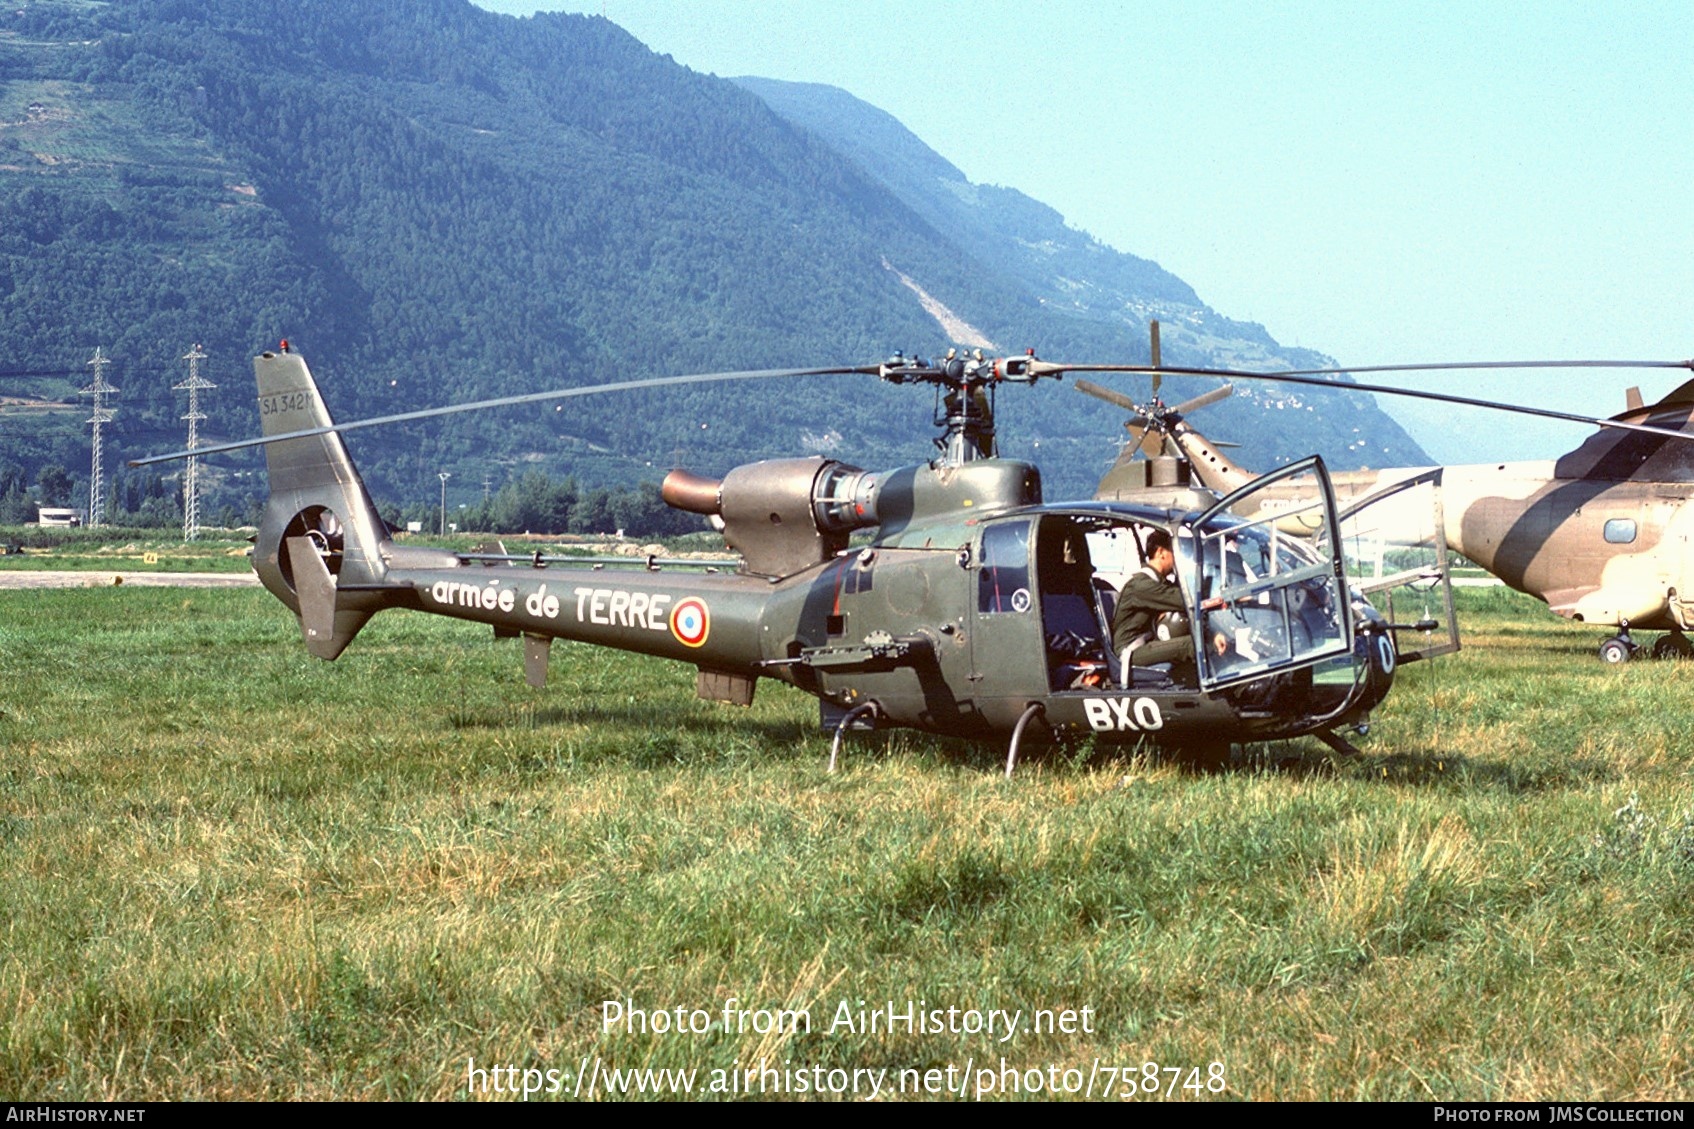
1112 566 1195 675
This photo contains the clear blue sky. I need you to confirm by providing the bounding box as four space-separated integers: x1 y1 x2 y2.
473 1 1694 461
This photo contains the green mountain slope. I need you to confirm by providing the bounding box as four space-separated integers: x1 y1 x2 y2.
732 76 1428 473
0 0 1425 523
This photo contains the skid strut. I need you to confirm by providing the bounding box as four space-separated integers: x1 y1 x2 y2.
1004 703 1046 778
827 702 880 773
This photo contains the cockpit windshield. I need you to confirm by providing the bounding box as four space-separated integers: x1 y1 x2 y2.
1184 459 1352 689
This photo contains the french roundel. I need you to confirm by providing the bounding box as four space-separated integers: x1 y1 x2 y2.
670 597 710 648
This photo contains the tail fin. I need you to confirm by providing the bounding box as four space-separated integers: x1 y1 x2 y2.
251 349 396 659
1555 374 1694 481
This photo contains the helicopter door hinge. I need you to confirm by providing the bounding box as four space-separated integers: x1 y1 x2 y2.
523 634 551 688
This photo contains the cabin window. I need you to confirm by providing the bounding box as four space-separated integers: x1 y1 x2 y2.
1603 518 1637 544
978 521 1032 613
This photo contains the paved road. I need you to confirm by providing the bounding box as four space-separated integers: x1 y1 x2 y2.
0 570 261 589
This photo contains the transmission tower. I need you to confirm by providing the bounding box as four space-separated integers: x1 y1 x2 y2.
79 347 117 528
174 343 215 540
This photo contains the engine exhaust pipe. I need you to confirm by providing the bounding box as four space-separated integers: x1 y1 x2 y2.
662 469 723 515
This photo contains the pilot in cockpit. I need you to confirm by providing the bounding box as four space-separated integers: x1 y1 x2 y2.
1112 530 1228 685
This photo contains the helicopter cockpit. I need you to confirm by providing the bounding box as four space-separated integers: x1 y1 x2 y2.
1026 457 1356 698
1186 502 1351 690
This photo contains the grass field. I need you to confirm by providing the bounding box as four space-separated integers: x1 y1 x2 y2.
0 528 255 573
0 527 726 575
1 583 1690 1101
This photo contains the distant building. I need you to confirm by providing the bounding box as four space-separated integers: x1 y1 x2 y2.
37 508 83 527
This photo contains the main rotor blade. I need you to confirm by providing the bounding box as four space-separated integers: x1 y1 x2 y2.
1049 358 1693 379
1260 359 1694 378
129 363 879 467
1169 383 1233 416
1075 379 1140 412
1080 379 1232 457
1078 377 1232 418
1056 360 1694 444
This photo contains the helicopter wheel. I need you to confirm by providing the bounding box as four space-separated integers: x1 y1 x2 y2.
1651 632 1694 660
1598 637 1635 665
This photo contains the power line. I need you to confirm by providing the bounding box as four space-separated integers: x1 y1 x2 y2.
174 343 215 541
79 347 117 528
0 358 237 381
0 368 87 379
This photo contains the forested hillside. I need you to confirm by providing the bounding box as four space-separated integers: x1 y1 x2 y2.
0 0 1424 531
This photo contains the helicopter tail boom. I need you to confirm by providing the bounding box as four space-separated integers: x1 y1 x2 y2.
251 349 411 659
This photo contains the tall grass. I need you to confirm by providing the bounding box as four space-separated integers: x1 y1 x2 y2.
1 587 1690 1099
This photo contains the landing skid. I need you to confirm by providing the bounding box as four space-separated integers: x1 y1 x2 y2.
826 701 879 772
1313 729 1362 756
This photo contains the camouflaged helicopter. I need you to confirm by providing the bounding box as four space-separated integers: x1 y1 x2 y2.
135 344 1464 770
1081 336 1694 665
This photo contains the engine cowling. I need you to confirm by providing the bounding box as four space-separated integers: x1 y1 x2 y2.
663 457 881 578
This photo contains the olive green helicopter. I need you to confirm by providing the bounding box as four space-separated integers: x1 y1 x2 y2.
136 341 1691 770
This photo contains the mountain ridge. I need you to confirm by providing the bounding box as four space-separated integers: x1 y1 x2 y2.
0 0 1426 523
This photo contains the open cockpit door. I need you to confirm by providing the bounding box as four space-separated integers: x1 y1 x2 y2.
1336 468 1460 664
1188 456 1353 692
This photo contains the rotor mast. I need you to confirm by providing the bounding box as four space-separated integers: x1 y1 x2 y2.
879 347 1056 468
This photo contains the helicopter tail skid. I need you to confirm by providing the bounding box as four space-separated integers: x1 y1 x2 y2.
250 349 416 660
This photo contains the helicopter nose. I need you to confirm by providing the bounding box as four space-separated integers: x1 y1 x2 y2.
1362 626 1398 687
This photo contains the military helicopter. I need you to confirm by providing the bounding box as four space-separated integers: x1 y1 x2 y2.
135 344 1458 771
1082 344 1694 665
